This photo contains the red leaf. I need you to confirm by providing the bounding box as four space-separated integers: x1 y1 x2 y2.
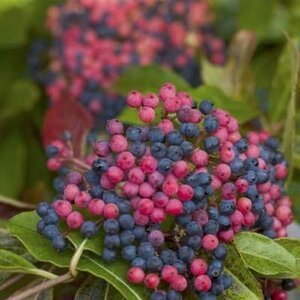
42 94 93 157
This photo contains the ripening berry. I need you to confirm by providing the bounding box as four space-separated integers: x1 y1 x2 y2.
110 135 128 153
94 141 110 157
170 275 187 292
165 199 183 216
150 208 166 224
128 167 145 184
164 96 182 113
160 82 176 100
144 273 160 289
190 259 208 276
107 166 124 183
177 184 194 201
143 93 159 108
138 198 154 215
202 234 219 251
237 197 252 214
191 150 209 167
127 91 143 108
66 211 84 229
127 267 145 284
117 151 135 170
214 164 231 181
64 184 80 202
53 200 72 218
194 275 212 292
103 203 119 219
162 178 179 196
161 265 178 283
75 191 92 208
139 107 155 123
106 119 124 135
88 199 105 216
158 119 174 134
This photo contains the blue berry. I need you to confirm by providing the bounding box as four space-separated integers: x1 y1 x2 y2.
81 221 97 238
119 214 134 230
203 220 220 234
176 213 192 226
85 170 100 185
138 242 155 259
197 172 212 186
130 142 146 158
219 200 236 216
166 130 183 145
208 207 219 220
147 256 163 272
207 260 223 278
161 249 177 265
183 201 196 214
126 126 142 141
43 224 60 240
90 185 104 198
222 274 233 290
180 123 200 137
234 139 248 153
193 186 205 201
158 158 173 173
178 246 194 263
122 245 137 261
120 230 135 246
131 257 147 270
148 127 164 142
187 235 202 251
213 244 228 260
199 100 214 114
167 145 183 161
218 215 231 229
52 235 68 252
103 220 120 234
104 234 121 249
180 141 193 157
203 136 220 153
256 170 269 184
44 211 59 225
243 171 257 184
186 221 202 236
166 290 182 300
150 291 166 300
230 159 244 176
92 159 109 174
133 226 146 240
151 142 167 159
46 145 58 158
173 259 187 274
204 116 218 132
36 202 51 217
36 219 46 234
102 248 116 263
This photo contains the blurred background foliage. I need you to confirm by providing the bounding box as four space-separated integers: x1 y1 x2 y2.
0 0 299 222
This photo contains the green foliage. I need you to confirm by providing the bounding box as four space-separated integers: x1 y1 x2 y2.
224 245 264 300
112 65 190 95
235 232 297 278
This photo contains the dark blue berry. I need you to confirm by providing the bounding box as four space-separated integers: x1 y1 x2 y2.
207 260 223 278
131 257 147 270
234 139 248 153
148 127 164 142
52 235 68 252
81 221 97 238
133 226 146 240
219 200 236 216
186 221 202 236
203 136 220 153
102 248 116 263
126 126 142 141
119 214 134 230
151 142 167 159
120 230 135 246
36 202 51 217
180 141 193 157
122 245 137 261
158 158 173 173
166 130 183 145
45 145 58 158
138 242 155 259
130 142 146 158
103 220 120 234
180 123 200 137
150 291 166 300
147 256 163 272
204 116 219 132
161 249 177 265
44 211 59 225
167 146 183 161
199 100 214 114
203 220 220 234
92 159 109 174
166 290 182 300
104 234 121 249
178 246 194 263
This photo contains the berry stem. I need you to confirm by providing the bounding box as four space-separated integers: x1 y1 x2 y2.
69 239 87 277
6 272 73 300
0 194 36 210
67 158 90 171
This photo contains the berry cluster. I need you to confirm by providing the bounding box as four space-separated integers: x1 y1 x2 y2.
29 0 226 131
38 82 294 299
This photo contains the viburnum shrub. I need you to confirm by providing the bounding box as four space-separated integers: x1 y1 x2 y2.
38 82 297 299
28 0 226 133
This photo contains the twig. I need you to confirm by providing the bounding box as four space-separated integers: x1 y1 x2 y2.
7 272 73 300
0 274 25 292
0 195 36 210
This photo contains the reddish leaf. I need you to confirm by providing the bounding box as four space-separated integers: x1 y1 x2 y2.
43 95 93 157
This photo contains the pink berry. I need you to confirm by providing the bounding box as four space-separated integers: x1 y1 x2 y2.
64 184 80 202
139 107 155 123
75 191 92 208
177 184 194 201
107 166 124 183
47 158 62 171
53 200 72 218
237 197 252 214
158 119 174 134
173 160 189 178
144 273 160 289
190 259 208 276
160 82 176 101
138 198 154 215
193 209 209 226
188 109 202 123
275 164 288 180
94 141 110 157
117 151 135 170
177 91 193 106
127 267 145 284
165 199 183 216
133 210 149 226
103 203 119 219
67 211 84 229
221 182 236 199
148 171 165 188
88 199 105 216
150 208 166 223
122 182 139 197
128 167 145 184
202 234 219 251
276 206 292 222
214 163 231 181
161 265 178 283
230 210 244 226
110 135 128 153
170 275 187 292
191 150 209 167
194 275 211 292
164 96 182 113
139 182 155 198
243 211 255 226
100 173 115 190
235 178 249 193
140 155 157 173
67 171 83 185
143 93 159 108
162 178 179 196
106 119 124 135
127 91 143 108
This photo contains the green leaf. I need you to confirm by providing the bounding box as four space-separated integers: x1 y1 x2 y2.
8 212 148 300
282 39 299 181
224 244 264 300
235 232 297 278
201 59 224 87
0 249 56 279
276 238 300 277
111 65 190 95
0 79 40 120
117 107 142 125
75 276 125 300
0 7 29 48
189 85 260 124
0 125 27 198
237 0 276 39
268 43 294 123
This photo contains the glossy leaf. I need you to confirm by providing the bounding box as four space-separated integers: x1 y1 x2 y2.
235 232 297 278
224 244 264 300
112 65 190 95
237 0 276 39
8 212 148 300
0 125 27 198
0 79 40 120
0 249 56 279
42 97 93 157
75 276 125 300
189 85 260 124
117 107 142 126
0 7 29 48
276 238 300 277
268 43 294 123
